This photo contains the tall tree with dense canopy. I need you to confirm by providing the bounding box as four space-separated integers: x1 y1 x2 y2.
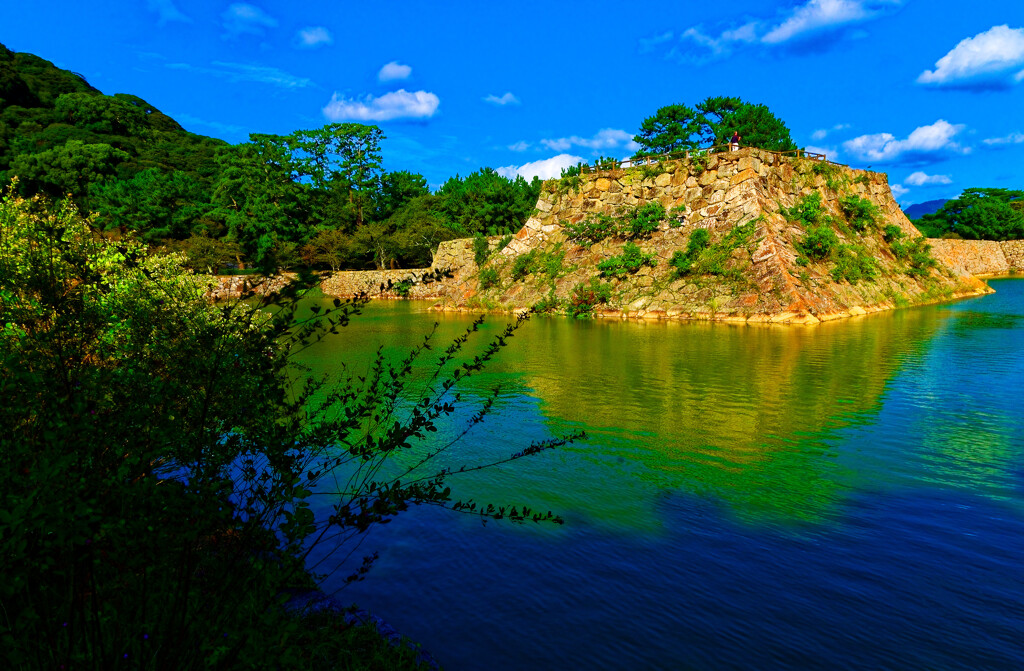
634 96 797 155
915 188 1024 240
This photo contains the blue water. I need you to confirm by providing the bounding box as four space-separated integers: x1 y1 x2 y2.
301 278 1024 670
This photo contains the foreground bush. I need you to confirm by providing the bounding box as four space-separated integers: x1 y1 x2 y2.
0 188 577 669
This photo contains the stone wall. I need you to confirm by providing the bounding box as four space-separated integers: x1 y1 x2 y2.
209 274 294 300
318 236 504 298
1000 240 1024 271
319 268 452 299
928 239 1024 276
433 147 991 324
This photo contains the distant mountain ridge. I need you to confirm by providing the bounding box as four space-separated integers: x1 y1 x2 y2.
903 199 948 220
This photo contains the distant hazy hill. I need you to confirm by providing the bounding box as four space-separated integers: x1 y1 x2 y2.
903 199 948 220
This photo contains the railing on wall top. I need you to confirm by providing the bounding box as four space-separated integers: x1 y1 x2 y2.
577 145 844 175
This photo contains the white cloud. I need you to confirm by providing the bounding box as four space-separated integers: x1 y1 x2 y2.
166 61 312 88
671 1 899 59
983 131 1024 145
905 171 952 186
147 0 190 25
762 0 872 44
497 154 584 181
322 89 439 122
297 26 332 47
378 62 412 82
639 31 674 53
679 23 759 57
222 3 277 38
918 25 1024 86
484 92 520 106
812 123 852 141
508 141 531 152
891 184 910 198
843 119 968 163
541 128 639 153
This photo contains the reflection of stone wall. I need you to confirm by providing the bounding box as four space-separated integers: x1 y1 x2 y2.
928 239 1024 276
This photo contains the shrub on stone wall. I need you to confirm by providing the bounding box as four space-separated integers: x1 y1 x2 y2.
597 242 656 278
569 278 613 318
479 266 500 289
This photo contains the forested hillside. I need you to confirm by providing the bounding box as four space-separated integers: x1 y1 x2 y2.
0 42 540 272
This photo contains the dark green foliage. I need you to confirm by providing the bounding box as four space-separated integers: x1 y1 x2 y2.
915 188 1024 240
511 250 538 280
890 234 938 277
532 289 562 313
564 213 619 245
799 225 839 261
508 248 563 281
564 204 665 246
374 170 429 221
830 245 879 284
785 192 826 227
883 224 904 243
672 221 755 277
627 202 666 238
840 195 879 232
597 241 656 278
542 246 566 279
473 233 491 265
164 234 244 274
0 42 540 271
695 96 798 152
785 193 838 261
479 266 500 289
634 103 702 154
393 278 414 297
813 162 848 191
438 168 541 236
1 191 578 669
668 204 687 226
569 278 613 318
670 227 710 276
634 96 797 155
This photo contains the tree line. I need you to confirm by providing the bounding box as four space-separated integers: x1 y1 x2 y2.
0 42 541 274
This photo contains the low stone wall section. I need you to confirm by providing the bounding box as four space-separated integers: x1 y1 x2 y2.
928 239 1024 276
320 268 452 299
318 235 505 299
1001 240 1024 271
209 273 294 300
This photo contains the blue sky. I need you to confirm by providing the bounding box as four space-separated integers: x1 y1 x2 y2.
4 0 1023 205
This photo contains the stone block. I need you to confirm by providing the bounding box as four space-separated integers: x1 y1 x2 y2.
699 170 717 186
535 198 553 212
655 172 673 187
731 168 756 185
596 178 612 191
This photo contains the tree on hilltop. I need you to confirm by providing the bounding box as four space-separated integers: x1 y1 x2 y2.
634 96 797 155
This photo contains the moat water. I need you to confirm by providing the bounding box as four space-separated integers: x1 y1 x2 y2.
299 278 1024 670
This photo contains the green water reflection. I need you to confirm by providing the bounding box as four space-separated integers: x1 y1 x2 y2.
292 292 1017 530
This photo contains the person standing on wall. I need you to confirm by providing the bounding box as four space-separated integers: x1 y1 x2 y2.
730 130 741 152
